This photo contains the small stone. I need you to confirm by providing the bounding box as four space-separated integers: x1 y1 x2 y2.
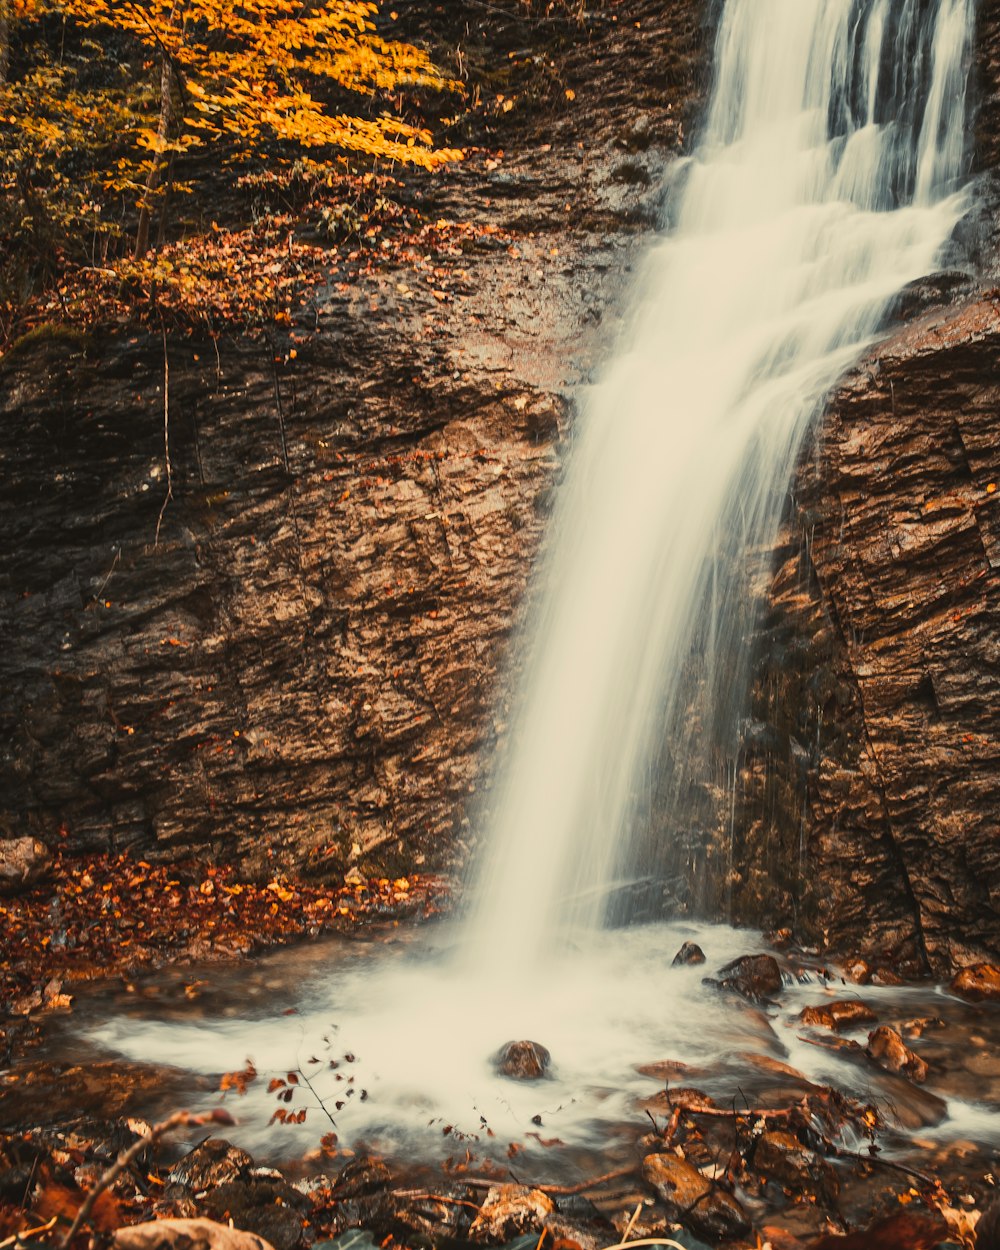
870 967 905 987
642 1153 751 1242
0 838 50 896
672 941 706 966
468 1185 555 1243
950 963 1000 1002
495 1040 551 1080
800 1000 878 1031
866 1025 928 1083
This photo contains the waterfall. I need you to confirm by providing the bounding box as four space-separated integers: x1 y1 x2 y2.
463 0 974 971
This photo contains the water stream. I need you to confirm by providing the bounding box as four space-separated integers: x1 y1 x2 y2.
81 0 987 1168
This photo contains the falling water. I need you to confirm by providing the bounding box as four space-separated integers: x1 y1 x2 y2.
462 0 975 971
82 0 982 1166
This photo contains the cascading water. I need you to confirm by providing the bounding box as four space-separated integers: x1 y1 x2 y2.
462 0 975 972
80 0 988 1165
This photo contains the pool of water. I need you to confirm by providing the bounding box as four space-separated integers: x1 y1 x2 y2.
40 920 1000 1178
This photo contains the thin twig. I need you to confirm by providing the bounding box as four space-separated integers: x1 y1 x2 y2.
154 316 173 547
0 1216 58 1249
464 1165 637 1196
621 1201 643 1243
59 1109 234 1248
391 1191 481 1212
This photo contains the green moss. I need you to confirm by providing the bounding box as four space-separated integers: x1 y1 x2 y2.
3 321 93 367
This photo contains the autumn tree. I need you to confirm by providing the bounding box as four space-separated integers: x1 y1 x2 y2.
0 0 460 323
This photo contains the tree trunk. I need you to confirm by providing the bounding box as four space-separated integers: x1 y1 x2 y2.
134 49 177 259
0 0 12 88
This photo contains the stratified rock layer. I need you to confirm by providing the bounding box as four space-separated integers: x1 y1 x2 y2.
731 297 1000 970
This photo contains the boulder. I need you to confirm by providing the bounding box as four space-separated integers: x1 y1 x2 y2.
866 1026 928 1083
495 1040 551 1080
642 1153 751 1243
0 837 50 895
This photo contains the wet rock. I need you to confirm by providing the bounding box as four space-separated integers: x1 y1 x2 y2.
468 1185 555 1243
391 1188 474 1245
639 1086 717 1115
976 1191 1000 1250
710 954 783 1003
0 838 50 895
330 1157 392 1201
168 1139 254 1191
840 960 872 985
641 1153 751 1243
672 941 706 966
800 1000 878 1031
495 1040 550 1080
876 1073 947 1129
114 1218 275 1250
808 1209 948 1249
201 1179 310 1250
866 1025 928 1083
869 967 905 987
950 963 1000 1001
327 1157 394 1232
754 1130 839 1204
543 1213 617 1250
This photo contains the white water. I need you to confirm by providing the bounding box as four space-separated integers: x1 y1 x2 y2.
85 0 985 1165
463 0 975 970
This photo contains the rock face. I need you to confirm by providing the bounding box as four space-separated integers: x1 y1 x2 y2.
0 0 706 882
726 297 1000 971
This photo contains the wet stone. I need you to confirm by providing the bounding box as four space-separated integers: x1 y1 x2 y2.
800 1000 878 1031
495 1040 551 1080
841 959 872 985
641 1152 751 1243
754 1130 840 1204
468 1185 556 1243
866 1025 928 1083
168 1138 254 1191
709 953 783 1004
672 941 706 966
0 838 50 895
950 963 1000 1002
201 1179 311 1250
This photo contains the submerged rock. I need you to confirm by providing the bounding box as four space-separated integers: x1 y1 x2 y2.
641 1153 751 1242
468 1184 555 1243
799 1000 878 1031
950 963 1000 1001
672 941 706 966
866 1026 928 1084
495 1040 551 1080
